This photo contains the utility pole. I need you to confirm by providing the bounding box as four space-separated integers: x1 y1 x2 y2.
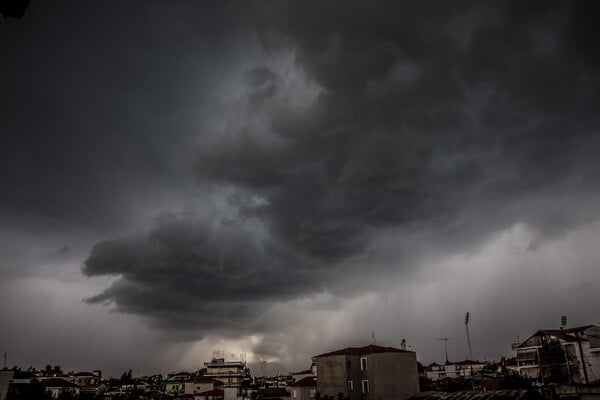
438 338 450 364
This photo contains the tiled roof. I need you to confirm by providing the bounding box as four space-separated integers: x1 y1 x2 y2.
314 344 411 358
73 372 95 376
40 378 79 388
197 389 225 397
168 371 191 376
454 359 486 366
258 388 291 398
409 390 542 400
518 325 596 348
80 384 101 391
291 376 317 387
191 376 223 384
563 325 594 334
292 369 313 375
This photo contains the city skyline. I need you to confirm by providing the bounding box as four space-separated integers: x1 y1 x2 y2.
2 1 600 377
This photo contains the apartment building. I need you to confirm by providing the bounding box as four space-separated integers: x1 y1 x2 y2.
514 324 600 384
313 344 419 400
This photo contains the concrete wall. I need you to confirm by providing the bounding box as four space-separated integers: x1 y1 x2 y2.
366 352 419 400
316 352 419 400
316 355 349 399
0 371 14 400
292 386 316 400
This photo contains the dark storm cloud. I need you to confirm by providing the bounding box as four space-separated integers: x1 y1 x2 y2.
83 212 325 335
0 1 252 233
197 0 600 256
74 1 600 332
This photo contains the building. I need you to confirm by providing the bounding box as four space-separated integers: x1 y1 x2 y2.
291 376 317 400
72 371 101 386
164 371 192 396
313 344 419 400
40 378 80 399
204 358 251 389
0 370 13 400
424 360 486 381
185 375 224 397
291 364 316 384
514 325 600 384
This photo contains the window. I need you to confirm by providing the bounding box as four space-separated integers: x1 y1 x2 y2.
361 380 369 394
293 390 297 398
360 357 367 371
309 389 316 398
348 381 353 390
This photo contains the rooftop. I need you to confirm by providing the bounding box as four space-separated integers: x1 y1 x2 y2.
409 390 542 400
314 344 412 358
39 378 79 388
291 376 317 388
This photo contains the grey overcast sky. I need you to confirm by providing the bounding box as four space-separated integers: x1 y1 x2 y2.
2 0 600 377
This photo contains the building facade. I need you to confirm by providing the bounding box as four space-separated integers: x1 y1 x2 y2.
291 376 317 400
424 360 486 381
313 344 419 400
514 325 600 384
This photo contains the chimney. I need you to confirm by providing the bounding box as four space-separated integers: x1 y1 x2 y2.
400 339 407 350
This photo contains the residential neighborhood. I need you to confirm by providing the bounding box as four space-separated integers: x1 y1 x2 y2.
2 321 600 400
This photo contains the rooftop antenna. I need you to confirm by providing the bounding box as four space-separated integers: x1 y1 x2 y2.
3 352 6 369
465 312 473 360
371 332 377 345
561 315 567 329
438 338 450 364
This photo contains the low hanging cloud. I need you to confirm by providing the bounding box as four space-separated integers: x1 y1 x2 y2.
83 1 600 337
83 212 327 335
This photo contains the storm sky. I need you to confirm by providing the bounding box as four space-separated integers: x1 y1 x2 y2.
2 1 600 377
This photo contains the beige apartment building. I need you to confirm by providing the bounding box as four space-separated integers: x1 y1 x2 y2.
204 358 250 388
313 344 419 400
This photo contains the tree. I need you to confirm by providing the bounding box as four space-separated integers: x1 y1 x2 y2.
6 380 52 400
539 339 569 384
120 369 133 384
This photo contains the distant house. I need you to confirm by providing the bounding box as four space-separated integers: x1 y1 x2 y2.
185 375 224 396
164 371 192 396
514 325 600 384
72 371 101 386
40 378 80 399
291 369 314 384
313 344 419 400
424 360 486 381
291 376 317 400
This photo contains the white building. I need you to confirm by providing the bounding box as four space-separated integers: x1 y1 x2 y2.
424 360 486 381
40 378 80 399
514 324 600 384
204 358 251 388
